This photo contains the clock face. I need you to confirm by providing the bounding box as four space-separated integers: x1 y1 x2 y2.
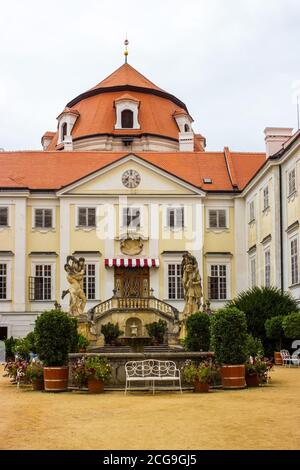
122 169 141 189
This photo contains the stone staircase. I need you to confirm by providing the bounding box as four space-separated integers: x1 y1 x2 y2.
89 344 184 354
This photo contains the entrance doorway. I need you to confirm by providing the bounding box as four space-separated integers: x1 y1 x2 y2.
0 326 8 341
114 267 149 298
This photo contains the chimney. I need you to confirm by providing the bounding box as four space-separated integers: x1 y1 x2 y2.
264 127 294 158
179 132 194 151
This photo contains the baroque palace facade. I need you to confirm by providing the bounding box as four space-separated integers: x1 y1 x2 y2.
0 62 299 340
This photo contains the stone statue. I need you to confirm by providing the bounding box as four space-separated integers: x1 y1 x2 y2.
130 322 138 337
181 252 202 320
62 256 87 316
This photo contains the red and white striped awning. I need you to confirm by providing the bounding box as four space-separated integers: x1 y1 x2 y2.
105 258 159 268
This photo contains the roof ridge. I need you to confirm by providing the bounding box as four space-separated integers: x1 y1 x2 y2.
224 147 238 189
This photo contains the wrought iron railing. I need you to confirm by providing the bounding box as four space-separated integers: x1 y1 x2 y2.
91 296 179 318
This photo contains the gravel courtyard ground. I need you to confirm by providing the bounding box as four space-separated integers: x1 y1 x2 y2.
0 365 299 450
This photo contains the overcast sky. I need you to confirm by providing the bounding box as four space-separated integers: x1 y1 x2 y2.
0 0 300 152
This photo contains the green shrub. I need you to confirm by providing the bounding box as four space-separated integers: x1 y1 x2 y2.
145 320 168 344
12 338 31 361
265 316 285 351
34 310 79 367
228 287 298 353
4 337 18 361
78 334 89 351
84 356 112 381
246 334 264 358
185 312 210 351
101 323 123 345
282 312 300 339
26 362 44 382
211 307 248 365
24 332 37 354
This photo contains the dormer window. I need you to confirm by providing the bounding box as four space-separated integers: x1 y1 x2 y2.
61 122 68 141
114 95 140 130
121 110 134 129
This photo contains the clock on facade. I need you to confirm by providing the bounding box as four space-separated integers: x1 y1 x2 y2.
122 169 141 188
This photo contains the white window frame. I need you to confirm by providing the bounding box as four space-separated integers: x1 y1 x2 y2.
83 259 100 301
290 235 299 286
249 255 256 288
0 260 12 301
288 167 297 197
165 262 184 301
121 206 143 231
166 206 185 230
207 260 231 301
115 99 140 130
249 200 255 223
264 247 271 288
0 206 10 228
206 208 228 230
76 206 97 228
30 261 56 302
32 207 55 230
263 185 269 211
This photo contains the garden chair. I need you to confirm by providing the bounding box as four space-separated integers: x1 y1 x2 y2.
280 350 300 367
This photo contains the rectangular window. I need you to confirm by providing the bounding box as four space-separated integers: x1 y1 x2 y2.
249 201 255 223
0 263 7 300
291 238 299 285
288 168 296 196
208 209 227 229
29 265 52 301
167 207 184 229
0 207 8 226
250 257 256 288
208 265 227 300
168 264 184 300
123 207 141 230
34 209 53 229
263 186 269 211
265 250 271 288
83 264 96 300
78 207 96 227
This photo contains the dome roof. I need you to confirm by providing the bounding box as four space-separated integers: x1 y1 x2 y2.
47 63 191 150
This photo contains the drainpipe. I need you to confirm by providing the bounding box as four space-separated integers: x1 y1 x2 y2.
279 165 284 292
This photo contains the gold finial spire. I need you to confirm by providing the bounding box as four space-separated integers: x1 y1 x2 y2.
124 36 129 63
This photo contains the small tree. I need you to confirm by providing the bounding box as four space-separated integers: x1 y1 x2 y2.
145 320 168 344
34 310 79 367
101 323 123 345
246 334 264 359
282 312 300 339
211 307 248 365
4 337 18 361
265 316 284 351
185 312 210 352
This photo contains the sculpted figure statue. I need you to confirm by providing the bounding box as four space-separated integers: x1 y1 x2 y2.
181 252 202 320
62 256 87 317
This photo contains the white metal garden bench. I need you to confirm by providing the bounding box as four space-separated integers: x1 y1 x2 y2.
125 359 182 395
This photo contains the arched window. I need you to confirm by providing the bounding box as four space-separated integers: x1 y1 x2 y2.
61 122 68 141
184 123 190 132
121 110 134 129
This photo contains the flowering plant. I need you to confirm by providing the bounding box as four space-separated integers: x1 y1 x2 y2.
245 359 273 385
5 360 29 382
182 360 218 384
72 357 112 388
26 361 44 382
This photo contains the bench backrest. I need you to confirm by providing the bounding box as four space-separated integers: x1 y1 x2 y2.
125 360 178 378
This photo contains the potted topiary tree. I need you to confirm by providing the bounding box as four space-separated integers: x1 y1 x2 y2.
265 316 285 365
282 312 300 341
101 323 123 346
145 320 168 345
211 307 248 389
185 312 210 352
34 309 79 392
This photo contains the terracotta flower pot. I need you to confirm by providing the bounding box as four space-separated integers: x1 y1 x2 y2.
32 379 44 391
221 365 246 389
274 352 283 366
194 380 209 393
43 366 69 392
246 373 259 387
88 377 104 394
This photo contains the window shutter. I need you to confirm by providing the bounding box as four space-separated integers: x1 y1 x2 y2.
209 210 218 228
0 207 8 226
78 208 87 226
218 210 226 228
